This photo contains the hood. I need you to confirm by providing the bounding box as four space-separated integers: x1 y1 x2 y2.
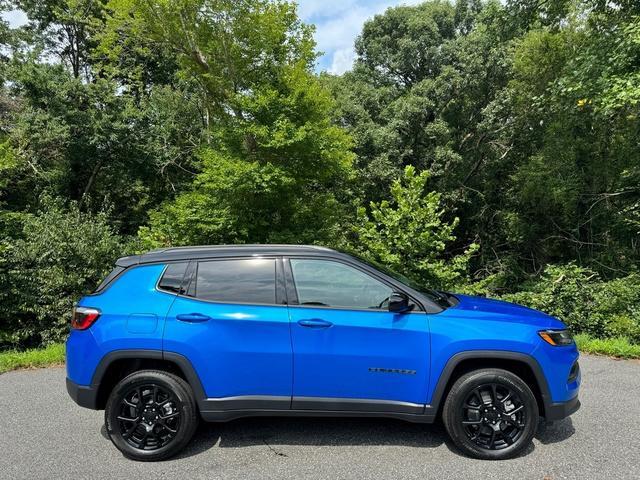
451 293 565 329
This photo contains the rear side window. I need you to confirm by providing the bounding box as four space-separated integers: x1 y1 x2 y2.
158 263 189 294
94 266 125 292
195 258 276 304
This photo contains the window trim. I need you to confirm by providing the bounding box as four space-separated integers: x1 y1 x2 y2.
159 256 286 307
88 266 128 296
283 256 425 313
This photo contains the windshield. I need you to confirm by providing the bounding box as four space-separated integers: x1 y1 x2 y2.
338 249 452 308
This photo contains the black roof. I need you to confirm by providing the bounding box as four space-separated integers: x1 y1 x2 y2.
112 244 448 313
115 244 341 267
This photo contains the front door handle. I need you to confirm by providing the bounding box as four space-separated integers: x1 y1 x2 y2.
176 313 211 323
298 318 333 328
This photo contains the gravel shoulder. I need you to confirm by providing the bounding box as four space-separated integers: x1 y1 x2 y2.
0 354 639 480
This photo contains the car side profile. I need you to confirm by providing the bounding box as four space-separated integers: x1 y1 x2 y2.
66 245 580 461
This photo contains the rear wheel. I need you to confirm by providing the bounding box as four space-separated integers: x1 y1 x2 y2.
105 370 198 461
442 368 538 460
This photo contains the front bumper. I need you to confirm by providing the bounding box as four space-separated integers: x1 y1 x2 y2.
66 378 99 410
544 395 580 421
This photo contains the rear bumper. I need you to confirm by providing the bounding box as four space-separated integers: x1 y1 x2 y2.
66 378 99 410
544 395 580 421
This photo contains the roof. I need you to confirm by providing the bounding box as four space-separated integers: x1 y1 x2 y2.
115 244 339 267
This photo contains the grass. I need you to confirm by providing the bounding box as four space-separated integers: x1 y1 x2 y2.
0 343 65 374
575 333 640 359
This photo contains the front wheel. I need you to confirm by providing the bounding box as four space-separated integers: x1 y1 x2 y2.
442 368 539 460
105 370 199 461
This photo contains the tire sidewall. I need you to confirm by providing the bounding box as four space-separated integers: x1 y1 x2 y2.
105 371 197 461
444 370 539 460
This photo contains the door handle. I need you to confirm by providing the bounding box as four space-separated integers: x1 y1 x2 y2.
176 313 211 323
297 318 333 328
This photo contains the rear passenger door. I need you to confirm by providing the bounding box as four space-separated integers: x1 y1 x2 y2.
162 257 292 410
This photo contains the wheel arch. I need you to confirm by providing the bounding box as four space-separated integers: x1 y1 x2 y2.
91 350 206 410
428 350 552 418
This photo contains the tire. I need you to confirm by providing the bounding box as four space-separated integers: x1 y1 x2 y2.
442 368 539 460
105 370 199 461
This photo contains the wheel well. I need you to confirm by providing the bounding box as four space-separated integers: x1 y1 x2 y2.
437 358 546 417
95 358 189 410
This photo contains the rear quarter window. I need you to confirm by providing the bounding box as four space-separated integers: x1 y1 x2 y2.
158 263 189 294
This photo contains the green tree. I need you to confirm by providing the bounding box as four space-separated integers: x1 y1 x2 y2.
327 0 520 283
483 4 640 274
12 0 107 79
1 1 206 233
331 0 640 281
110 0 355 246
350 166 477 290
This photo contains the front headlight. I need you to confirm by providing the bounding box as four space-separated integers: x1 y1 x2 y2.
538 329 574 346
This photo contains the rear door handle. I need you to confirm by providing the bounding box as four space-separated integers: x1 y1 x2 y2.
176 313 211 323
297 318 333 328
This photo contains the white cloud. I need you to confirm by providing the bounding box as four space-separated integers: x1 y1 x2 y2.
1 9 28 27
297 0 423 73
328 48 356 75
313 6 374 53
296 0 360 20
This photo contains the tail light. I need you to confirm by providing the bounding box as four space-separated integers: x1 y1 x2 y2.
71 307 101 330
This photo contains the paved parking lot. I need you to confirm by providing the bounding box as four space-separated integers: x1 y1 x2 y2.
1 354 639 480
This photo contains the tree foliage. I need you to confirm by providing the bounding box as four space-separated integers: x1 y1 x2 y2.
503 265 640 342
350 166 477 290
330 0 640 280
105 0 354 246
0 0 639 347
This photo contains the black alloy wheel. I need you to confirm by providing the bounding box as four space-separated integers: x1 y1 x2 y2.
117 384 182 450
460 383 526 450
105 370 198 461
443 368 539 460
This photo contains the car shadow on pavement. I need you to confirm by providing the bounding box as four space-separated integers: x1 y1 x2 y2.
172 417 448 460
101 415 574 461
535 417 575 445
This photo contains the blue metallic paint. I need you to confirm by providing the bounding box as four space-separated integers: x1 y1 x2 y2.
163 295 292 399
66 259 580 415
68 264 172 385
289 306 430 404
430 294 578 403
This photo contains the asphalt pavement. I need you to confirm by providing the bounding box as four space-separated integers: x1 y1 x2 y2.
0 354 638 480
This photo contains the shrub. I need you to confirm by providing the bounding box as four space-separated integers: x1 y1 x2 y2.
0 199 126 348
502 264 640 342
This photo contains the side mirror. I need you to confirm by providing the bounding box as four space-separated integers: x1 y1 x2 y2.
388 292 412 313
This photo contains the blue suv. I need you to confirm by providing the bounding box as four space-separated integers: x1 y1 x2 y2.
66 245 580 461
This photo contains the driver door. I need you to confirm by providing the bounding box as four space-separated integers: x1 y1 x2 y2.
286 257 430 411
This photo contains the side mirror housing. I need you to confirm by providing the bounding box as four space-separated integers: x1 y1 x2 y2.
388 292 413 313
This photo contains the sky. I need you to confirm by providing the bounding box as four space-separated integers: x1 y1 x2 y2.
297 0 422 74
2 1 421 75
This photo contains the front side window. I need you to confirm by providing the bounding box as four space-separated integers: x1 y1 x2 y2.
290 259 393 310
195 258 276 304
